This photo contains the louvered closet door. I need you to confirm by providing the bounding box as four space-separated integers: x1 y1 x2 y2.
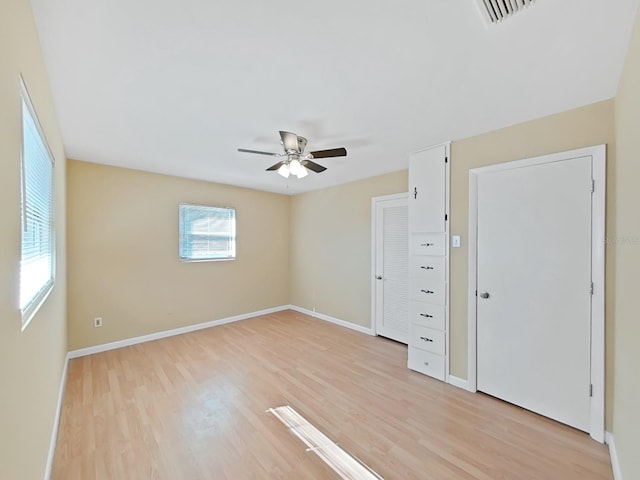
374 195 409 344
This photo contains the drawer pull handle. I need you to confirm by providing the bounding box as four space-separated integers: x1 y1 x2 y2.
420 243 435 247
420 313 433 318
420 336 434 343
420 266 434 270
420 289 434 294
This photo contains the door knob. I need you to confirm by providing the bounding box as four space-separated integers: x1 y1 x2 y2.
376 276 383 280
479 292 490 299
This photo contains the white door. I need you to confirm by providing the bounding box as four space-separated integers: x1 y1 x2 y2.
409 145 446 233
477 156 593 432
373 195 409 344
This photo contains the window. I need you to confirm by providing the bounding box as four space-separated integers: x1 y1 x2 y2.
19 79 55 327
179 204 236 261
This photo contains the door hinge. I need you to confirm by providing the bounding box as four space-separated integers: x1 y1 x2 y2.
590 282 594 295
445 214 448 221
445 156 448 163
591 179 595 193
475 290 478 297
590 384 593 397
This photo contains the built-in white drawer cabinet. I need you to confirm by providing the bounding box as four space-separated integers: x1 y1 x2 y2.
407 347 445 381
410 302 446 330
407 143 450 383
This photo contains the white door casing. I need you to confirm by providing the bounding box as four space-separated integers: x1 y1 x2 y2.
468 145 606 443
372 193 409 344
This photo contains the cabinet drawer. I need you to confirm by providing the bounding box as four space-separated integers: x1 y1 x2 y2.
410 233 446 256
410 302 445 330
409 256 446 282
410 279 446 306
408 347 445 381
410 325 446 355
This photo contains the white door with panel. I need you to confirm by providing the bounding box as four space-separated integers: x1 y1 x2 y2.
409 145 446 233
477 156 593 432
373 194 409 344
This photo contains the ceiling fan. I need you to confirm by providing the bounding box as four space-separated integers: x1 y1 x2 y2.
238 131 347 179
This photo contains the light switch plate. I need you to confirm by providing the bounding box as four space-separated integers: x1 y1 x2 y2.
452 235 461 248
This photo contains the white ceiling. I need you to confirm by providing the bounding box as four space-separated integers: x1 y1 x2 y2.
32 0 639 195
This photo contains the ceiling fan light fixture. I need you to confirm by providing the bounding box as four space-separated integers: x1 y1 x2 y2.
289 158 303 176
277 163 290 178
295 166 309 179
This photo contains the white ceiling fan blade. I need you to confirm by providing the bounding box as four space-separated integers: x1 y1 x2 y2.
279 131 300 153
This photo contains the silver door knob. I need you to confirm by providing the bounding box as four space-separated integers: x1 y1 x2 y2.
480 292 490 299
376 276 383 280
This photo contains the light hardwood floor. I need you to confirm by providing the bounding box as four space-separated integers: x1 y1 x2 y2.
52 310 613 479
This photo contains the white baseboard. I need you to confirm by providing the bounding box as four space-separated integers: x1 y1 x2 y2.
448 375 476 392
44 352 70 480
606 431 622 480
68 306 290 359
288 305 375 336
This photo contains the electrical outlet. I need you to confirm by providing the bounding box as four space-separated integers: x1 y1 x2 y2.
93 317 103 328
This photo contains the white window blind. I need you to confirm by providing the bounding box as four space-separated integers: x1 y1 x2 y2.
20 80 55 326
179 204 236 261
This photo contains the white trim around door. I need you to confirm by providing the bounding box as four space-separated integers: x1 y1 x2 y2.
467 144 606 443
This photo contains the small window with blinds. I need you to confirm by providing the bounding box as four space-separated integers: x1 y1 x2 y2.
179 204 236 261
20 79 55 328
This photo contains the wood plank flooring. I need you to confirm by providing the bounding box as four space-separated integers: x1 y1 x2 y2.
52 310 613 479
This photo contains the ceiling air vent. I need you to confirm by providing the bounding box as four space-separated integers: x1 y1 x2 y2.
476 0 537 24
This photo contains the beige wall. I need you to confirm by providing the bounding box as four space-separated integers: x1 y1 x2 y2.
450 100 616 426
0 0 68 478
613 5 640 479
290 106 616 420
66 160 290 350
289 103 615 422
290 171 408 328
3 0 635 475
